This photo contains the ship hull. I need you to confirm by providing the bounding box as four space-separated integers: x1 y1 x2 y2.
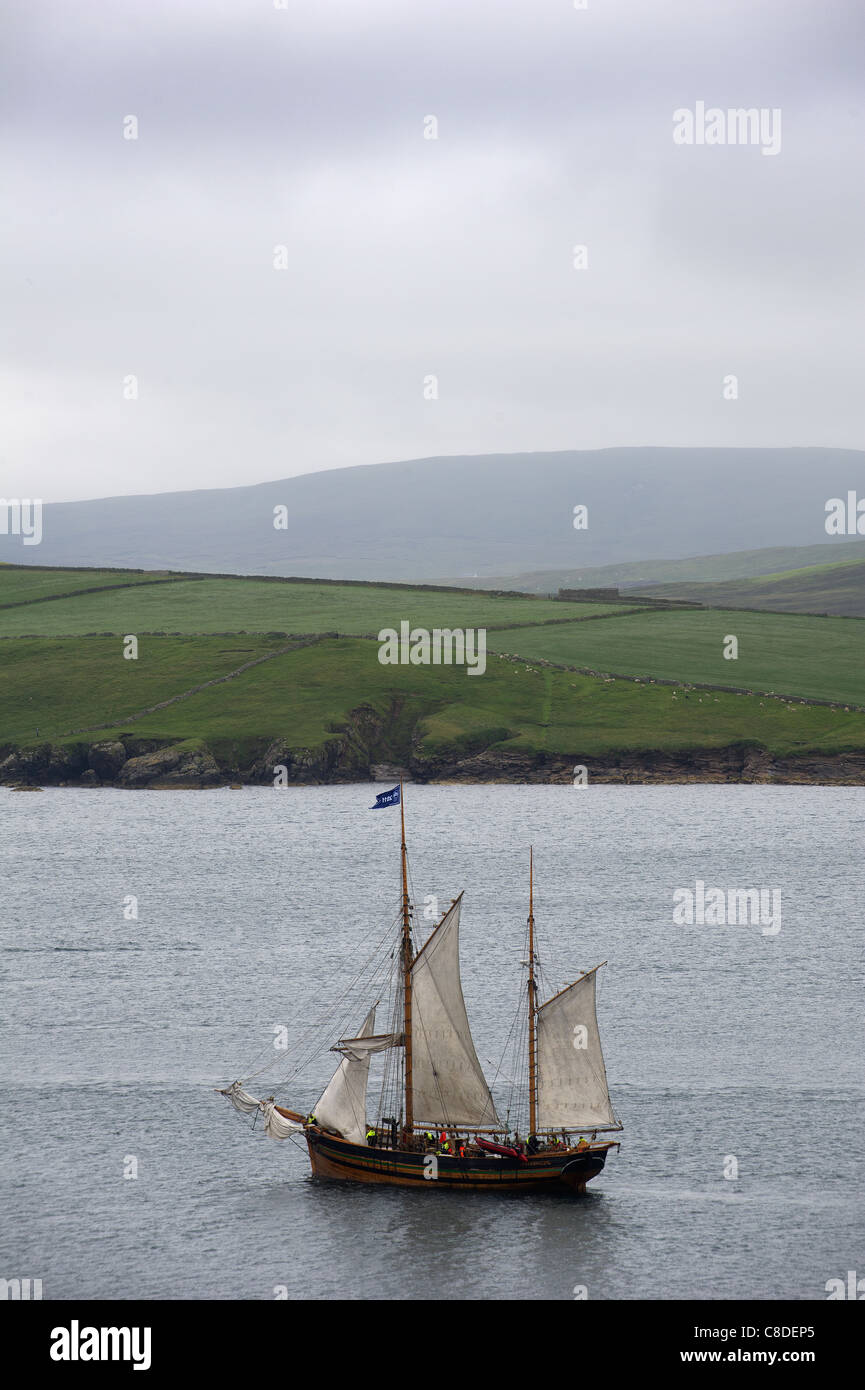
305 1128 617 1194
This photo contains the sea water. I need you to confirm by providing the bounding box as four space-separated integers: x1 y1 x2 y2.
1 784 862 1300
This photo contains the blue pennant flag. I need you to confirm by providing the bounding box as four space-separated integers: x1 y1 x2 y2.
370 784 400 810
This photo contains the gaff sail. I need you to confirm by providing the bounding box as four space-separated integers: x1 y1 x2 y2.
410 897 500 1129
536 966 618 1131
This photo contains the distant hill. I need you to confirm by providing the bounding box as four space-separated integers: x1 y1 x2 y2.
634 558 865 617
446 539 865 594
1 447 861 581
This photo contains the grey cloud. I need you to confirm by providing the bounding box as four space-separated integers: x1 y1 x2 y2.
1 0 862 501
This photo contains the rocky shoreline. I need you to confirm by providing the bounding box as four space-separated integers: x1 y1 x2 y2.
2 734 864 787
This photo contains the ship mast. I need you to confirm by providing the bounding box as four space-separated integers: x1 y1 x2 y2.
400 780 413 1131
528 847 537 1135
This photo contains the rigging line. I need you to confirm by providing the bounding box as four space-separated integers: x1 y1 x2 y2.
382 897 415 1125
374 943 404 1124
405 848 450 957
320 924 399 1051
306 908 400 1038
503 978 531 1132
240 909 401 1087
483 1058 523 1090
487 988 524 1092
316 940 393 1064
494 923 534 1126
508 1016 530 1128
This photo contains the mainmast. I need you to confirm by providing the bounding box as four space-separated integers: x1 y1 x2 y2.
528 847 537 1135
400 780 413 1131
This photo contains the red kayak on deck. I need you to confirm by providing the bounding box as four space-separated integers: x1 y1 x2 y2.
477 1137 528 1163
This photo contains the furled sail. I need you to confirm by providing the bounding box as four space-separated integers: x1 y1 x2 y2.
313 1005 378 1143
332 1032 399 1060
410 897 500 1127
221 1081 262 1116
260 1100 305 1139
218 1082 304 1138
536 966 618 1130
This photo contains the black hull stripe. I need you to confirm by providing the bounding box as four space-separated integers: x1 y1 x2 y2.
308 1134 606 1183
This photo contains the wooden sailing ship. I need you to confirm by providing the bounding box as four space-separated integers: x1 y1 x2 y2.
219 785 622 1194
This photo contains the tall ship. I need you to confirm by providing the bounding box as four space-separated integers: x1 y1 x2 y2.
219 785 622 1194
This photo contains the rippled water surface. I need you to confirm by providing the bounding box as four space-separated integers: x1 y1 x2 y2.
1 784 862 1300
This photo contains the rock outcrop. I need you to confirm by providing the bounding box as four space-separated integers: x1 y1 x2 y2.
88 741 128 779
1 729 863 788
117 743 223 788
410 744 865 784
0 742 88 784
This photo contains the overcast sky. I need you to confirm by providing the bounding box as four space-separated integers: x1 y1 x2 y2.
2 0 863 502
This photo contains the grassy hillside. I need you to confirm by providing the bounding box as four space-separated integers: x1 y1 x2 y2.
0 565 185 606
1 565 862 781
3 635 863 763
635 559 865 617
487 610 865 706
441 540 865 593
0 571 639 637
0 634 299 743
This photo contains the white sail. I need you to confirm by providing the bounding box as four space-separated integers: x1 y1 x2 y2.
219 1083 304 1138
536 967 617 1130
313 1005 377 1143
333 1033 399 1060
220 1081 262 1116
260 1100 305 1140
410 898 500 1128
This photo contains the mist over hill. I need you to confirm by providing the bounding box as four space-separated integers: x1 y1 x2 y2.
2 447 860 581
444 539 865 594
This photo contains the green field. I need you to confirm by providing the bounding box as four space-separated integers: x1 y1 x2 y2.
639 558 865 617
0 565 184 607
0 634 299 743
3 634 863 761
0 573 633 637
488 610 865 706
1 565 863 777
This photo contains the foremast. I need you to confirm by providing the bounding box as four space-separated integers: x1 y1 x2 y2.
400 780 413 1132
527 847 538 1136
